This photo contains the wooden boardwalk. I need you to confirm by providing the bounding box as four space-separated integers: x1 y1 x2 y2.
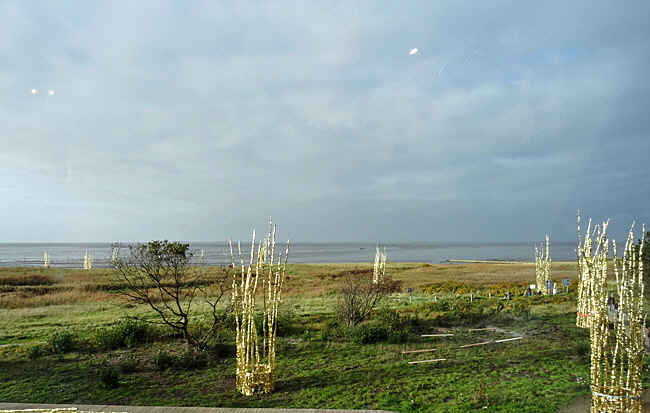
0 403 396 413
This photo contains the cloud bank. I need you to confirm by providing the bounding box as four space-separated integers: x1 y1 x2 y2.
1 1 649 243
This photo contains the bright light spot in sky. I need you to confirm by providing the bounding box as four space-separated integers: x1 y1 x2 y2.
409 48 418 55
31 89 37 94
48 90 55 96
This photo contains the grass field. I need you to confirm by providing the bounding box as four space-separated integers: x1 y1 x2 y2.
0 262 636 412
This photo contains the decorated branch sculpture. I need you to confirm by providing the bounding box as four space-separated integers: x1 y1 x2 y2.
576 213 607 329
372 244 387 284
83 250 93 270
535 235 551 295
230 220 289 396
577 213 646 412
589 224 645 413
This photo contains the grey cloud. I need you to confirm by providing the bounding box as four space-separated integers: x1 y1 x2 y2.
1 0 649 243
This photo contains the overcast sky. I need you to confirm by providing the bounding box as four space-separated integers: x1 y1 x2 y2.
1 1 649 243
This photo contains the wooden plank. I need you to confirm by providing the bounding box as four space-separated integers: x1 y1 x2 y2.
468 327 497 331
408 358 447 364
402 348 436 354
422 334 453 337
459 341 491 348
494 337 522 343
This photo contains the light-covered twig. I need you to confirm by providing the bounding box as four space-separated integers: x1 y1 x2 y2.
535 235 551 295
83 250 92 270
231 218 289 395
372 244 387 284
590 223 645 413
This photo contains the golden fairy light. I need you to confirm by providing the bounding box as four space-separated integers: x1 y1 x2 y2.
535 235 551 295
372 244 387 284
576 212 607 329
111 247 118 268
230 219 289 396
83 250 93 270
589 223 645 413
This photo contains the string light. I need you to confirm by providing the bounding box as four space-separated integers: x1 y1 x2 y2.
578 214 645 412
372 244 386 284
535 235 551 295
231 219 289 395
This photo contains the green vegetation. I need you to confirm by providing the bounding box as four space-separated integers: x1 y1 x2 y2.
111 241 233 348
335 268 402 326
0 262 618 412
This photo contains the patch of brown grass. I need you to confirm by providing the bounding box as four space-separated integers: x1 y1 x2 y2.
0 268 118 308
0 261 582 309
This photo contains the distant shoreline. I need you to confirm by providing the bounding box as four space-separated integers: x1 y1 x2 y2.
0 241 580 269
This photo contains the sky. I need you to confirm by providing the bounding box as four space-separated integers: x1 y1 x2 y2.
1 1 649 244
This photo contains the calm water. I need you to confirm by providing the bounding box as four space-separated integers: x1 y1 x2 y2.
0 242 579 269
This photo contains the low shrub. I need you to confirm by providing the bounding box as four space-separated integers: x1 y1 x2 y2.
573 342 590 359
152 350 175 371
352 325 389 344
175 349 208 370
420 281 473 295
115 354 140 373
377 309 419 343
386 329 411 344
485 282 530 296
48 328 77 354
483 299 507 315
430 297 459 312
211 343 236 358
26 344 49 359
307 319 344 342
97 366 120 389
254 303 298 337
151 349 210 371
507 299 532 319
94 319 152 349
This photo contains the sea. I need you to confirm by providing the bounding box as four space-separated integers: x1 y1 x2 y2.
0 242 579 269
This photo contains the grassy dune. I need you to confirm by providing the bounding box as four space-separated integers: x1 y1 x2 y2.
0 262 622 412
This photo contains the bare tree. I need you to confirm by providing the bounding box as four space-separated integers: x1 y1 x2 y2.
335 269 402 326
111 240 232 348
